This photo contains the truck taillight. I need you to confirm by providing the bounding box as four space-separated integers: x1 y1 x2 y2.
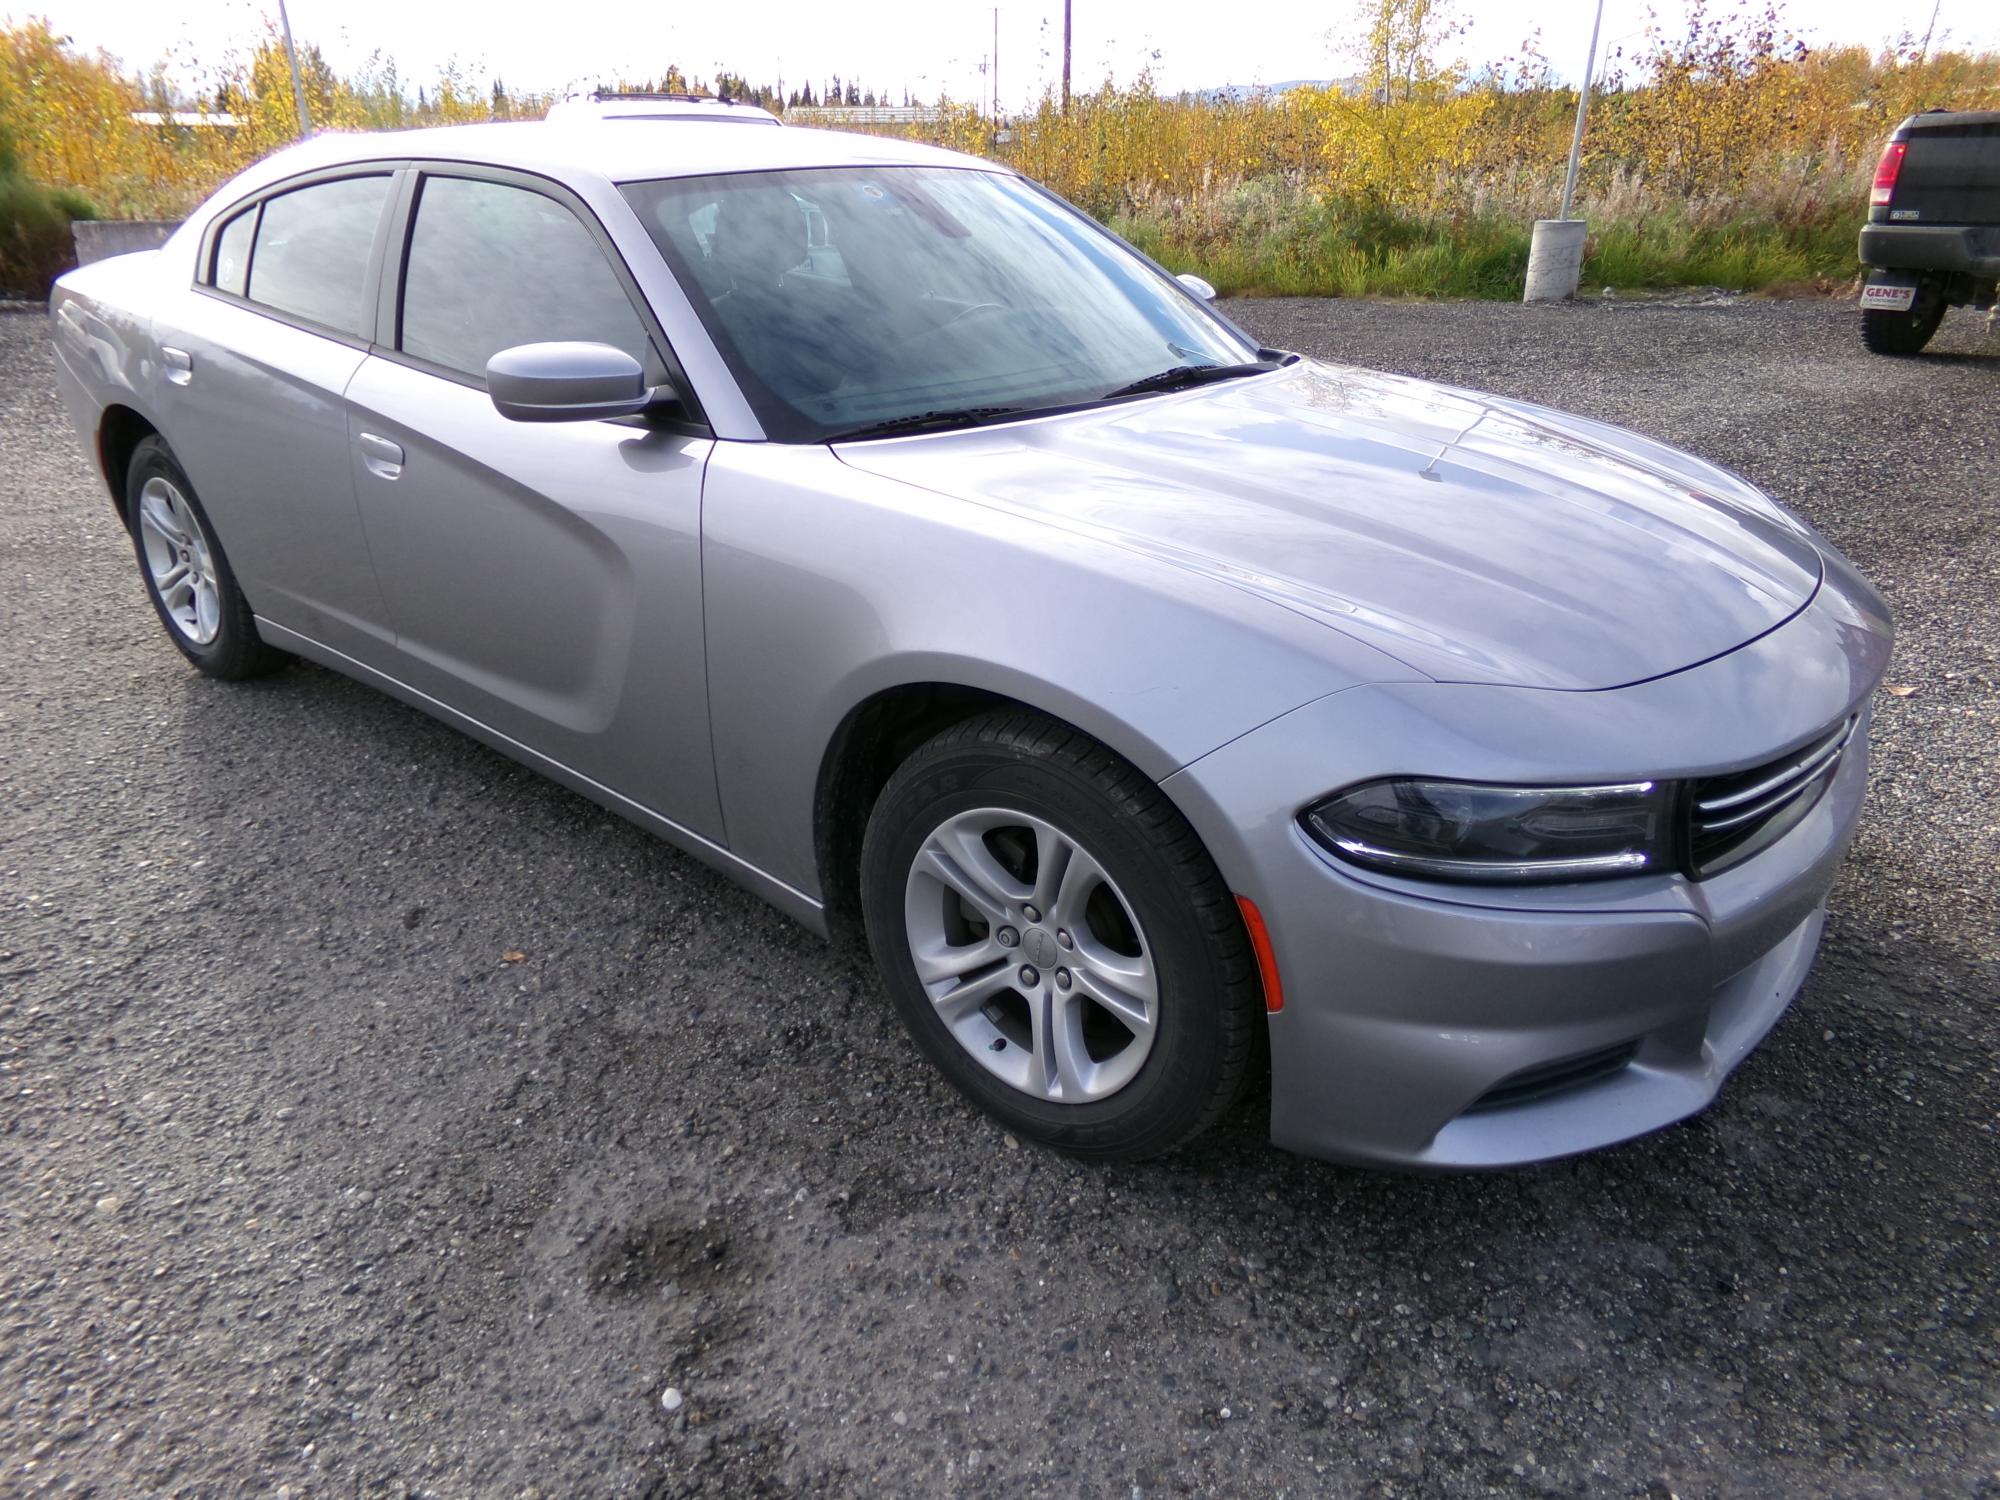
1870 140 1906 207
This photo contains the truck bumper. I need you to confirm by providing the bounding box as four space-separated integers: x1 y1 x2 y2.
1859 223 2000 280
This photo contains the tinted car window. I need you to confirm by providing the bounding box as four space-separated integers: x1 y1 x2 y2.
400 176 653 380
622 167 1250 442
212 206 256 296
246 175 392 338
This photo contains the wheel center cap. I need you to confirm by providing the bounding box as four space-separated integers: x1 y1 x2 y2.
1024 928 1059 968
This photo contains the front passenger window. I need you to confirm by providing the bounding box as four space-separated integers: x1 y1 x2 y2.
399 176 655 381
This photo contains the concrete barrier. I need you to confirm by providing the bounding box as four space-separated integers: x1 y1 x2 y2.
1523 219 1588 303
72 220 182 265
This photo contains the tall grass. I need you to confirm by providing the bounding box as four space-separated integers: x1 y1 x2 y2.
1115 186 1534 299
1108 160 1869 299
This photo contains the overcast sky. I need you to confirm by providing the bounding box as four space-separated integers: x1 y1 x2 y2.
17 0 1996 112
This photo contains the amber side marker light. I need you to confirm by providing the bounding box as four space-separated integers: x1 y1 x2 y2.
1235 895 1285 1013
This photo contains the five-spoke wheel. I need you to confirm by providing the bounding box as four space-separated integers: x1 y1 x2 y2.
862 711 1260 1160
905 806 1158 1104
124 435 287 680
136 475 221 645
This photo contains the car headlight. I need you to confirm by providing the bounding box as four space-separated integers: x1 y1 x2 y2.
1301 778 1674 884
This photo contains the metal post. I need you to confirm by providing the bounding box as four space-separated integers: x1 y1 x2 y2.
1527 0 1604 301
275 0 312 138
1559 0 1605 221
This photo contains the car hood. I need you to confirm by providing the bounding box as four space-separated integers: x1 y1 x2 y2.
833 360 1824 691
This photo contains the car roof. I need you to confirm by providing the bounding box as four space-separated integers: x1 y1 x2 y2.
216 119 996 201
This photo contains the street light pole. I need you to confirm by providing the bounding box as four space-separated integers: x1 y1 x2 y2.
1525 0 1604 300
275 0 312 138
1558 0 1606 221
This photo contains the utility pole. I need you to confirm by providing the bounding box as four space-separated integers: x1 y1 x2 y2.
992 7 1000 120
1376 0 1390 106
275 0 312 138
1061 0 1072 112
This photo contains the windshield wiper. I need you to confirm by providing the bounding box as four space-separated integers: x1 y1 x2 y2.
824 406 1029 443
1101 357 1288 401
823 354 1295 441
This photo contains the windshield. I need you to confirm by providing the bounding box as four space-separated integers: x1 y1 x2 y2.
621 166 1259 442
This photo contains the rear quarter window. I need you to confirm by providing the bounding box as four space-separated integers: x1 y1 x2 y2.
212 206 255 297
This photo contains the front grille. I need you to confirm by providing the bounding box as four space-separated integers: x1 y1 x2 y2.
1464 1041 1639 1114
1687 715 1857 878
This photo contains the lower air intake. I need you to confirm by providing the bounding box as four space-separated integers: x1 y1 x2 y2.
1464 1041 1639 1115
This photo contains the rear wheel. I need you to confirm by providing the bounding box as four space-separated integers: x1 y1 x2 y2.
860 711 1260 1160
1861 278 1946 356
125 436 287 680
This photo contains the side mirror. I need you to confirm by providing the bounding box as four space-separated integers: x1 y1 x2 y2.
1176 272 1218 302
486 341 657 422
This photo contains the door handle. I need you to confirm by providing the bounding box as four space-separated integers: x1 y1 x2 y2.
161 346 193 385
357 431 404 480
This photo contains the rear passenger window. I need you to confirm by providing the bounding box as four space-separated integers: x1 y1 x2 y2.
399 176 654 380
245 175 393 338
212 207 255 296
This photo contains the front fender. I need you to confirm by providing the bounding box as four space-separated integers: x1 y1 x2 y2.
699 439 1421 899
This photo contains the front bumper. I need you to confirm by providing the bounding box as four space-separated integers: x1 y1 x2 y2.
1165 554 1891 1169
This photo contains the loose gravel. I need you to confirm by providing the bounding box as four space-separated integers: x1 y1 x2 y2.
1 296 1995 1499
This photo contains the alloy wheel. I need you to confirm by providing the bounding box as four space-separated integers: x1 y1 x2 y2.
902 806 1158 1103
136 476 221 646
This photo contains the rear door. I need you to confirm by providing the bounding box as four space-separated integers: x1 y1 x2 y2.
342 165 723 838
151 170 401 661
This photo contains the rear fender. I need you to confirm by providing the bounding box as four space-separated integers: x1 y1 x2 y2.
49 266 165 495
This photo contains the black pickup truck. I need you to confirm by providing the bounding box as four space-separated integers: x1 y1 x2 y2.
1859 109 1999 355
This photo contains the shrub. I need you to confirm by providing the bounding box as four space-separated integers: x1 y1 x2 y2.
0 121 97 299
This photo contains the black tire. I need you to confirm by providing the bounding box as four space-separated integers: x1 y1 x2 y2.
124 435 287 680
1860 281 1946 356
860 710 1260 1161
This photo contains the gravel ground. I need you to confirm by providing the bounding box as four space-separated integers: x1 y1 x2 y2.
2 295 1995 1499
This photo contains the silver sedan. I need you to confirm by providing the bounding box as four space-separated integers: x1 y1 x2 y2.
49 121 1891 1168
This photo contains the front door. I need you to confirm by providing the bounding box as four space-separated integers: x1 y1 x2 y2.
343 168 721 839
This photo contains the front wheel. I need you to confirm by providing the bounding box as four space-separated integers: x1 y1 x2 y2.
1860 278 1946 356
860 711 1260 1160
